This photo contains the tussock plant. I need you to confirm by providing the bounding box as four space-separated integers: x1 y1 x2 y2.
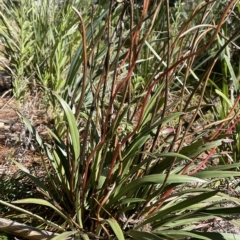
0 0 240 239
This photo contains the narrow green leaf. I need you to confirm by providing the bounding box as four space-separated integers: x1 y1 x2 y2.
78 233 90 240
120 198 146 204
66 6 110 89
0 200 64 231
218 192 240 206
180 140 222 159
141 85 164 126
122 112 184 178
138 191 218 228
52 149 70 190
10 158 50 197
224 54 238 91
154 215 212 230
202 163 240 171
128 230 165 240
124 135 151 159
155 230 240 240
150 112 184 136
111 174 205 204
200 206 240 215
12 198 71 225
102 219 125 240
114 152 192 199
17 112 43 146
215 89 233 107
51 231 77 240
193 171 240 179
54 93 80 161
156 152 192 161
76 192 83 228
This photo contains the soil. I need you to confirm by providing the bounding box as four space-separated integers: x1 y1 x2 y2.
0 95 23 175
0 92 50 176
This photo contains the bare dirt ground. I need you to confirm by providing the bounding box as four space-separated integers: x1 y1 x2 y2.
0 92 50 176
0 95 24 174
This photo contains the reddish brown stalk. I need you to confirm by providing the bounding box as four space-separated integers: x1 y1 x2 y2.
104 0 238 189
103 62 137 186
177 30 240 177
147 188 174 214
72 7 88 119
104 0 151 186
190 148 216 175
209 95 240 141
80 0 117 211
129 1 237 143
169 1 213 146
226 117 240 134
189 96 240 175
150 0 171 155
70 7 89 213
133 1 239 216
143 0 213 92
117 51 130 76
155 0 240 198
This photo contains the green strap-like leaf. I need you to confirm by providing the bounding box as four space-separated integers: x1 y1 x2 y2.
102 219 125 240
215 89 233 107
137 191 218 229
200 206 240 215
51 231 78 240
0 200 64 231
12 198 72 227
155 230 240 240
205 162 240 171
112 174 206 203
17 112 43 146
128 230 165 240
120 198 146 204
10 158 51 197
54 93 80 161
193 171 240 179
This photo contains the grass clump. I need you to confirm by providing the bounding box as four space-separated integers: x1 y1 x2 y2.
0 0 240 239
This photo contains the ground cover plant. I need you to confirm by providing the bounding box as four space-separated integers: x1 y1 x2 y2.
0 0 240 239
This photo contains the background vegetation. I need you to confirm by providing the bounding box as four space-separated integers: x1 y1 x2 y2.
0 0 240 239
